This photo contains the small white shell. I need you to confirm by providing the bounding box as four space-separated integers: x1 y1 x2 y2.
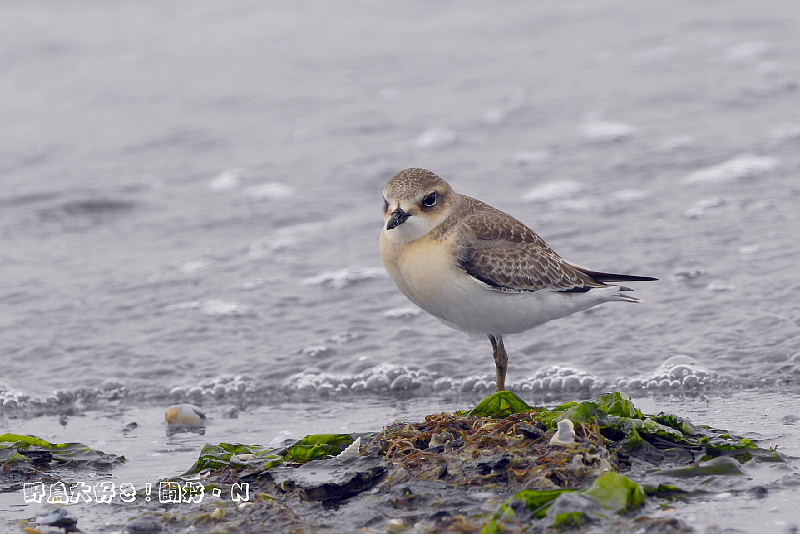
549 419 577 446
165 404 206 427
335 437 361 459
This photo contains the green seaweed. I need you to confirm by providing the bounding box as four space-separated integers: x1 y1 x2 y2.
509 488 577 519
469 391 533 417
485 473 644 531
651 413 696 435
480 517 504 534
534 393 645 430
0 433 125 465
602 415 689 450
558 401 602 425
658 456 744 478
183 434 355 476
0 434 69 449
699 435 757 457
644 483 687 498
598 392 644 419
285 434 354 463
553 511 587 529
582 472 645 513
188 442 284 473
463 391 778 469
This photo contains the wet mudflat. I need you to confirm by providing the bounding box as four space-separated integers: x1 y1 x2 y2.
3 391 800 533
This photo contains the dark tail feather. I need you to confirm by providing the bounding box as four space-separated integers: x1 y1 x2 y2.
576 268 658 283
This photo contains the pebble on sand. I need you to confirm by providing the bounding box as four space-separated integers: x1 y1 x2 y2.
165 404 206 427
549 419 577 446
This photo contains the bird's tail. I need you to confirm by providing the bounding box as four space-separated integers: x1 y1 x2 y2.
575 267 658 284
568 264 656 303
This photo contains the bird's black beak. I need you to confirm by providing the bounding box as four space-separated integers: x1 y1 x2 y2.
386 207 410 230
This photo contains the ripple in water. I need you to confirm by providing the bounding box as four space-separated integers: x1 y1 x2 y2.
244 182 294 200
207 168 244 191
412 127 458 149
683 154 779 185
580 121 639 143
523 181 583 203
302 267 387 289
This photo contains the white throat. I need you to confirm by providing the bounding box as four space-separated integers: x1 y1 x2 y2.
383 215 436 243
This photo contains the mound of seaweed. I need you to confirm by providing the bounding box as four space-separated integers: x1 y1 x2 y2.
0 433 126 494
151 392 786 533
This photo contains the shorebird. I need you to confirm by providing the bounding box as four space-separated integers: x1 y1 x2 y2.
379 168 656 392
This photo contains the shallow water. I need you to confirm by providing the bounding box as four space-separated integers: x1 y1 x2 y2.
2 0 800 531
2 392 799 531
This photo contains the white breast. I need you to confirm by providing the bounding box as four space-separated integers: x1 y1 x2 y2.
380 230 623 336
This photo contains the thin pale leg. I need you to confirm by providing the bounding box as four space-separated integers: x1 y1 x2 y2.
488 335 508 391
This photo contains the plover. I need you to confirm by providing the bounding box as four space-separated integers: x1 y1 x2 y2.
379 168 656 392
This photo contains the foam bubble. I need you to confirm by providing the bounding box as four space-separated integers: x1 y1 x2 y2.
683 155 778 184
384 307 421 319
413 127 457 149
607 189 649 203
282 363 436 397
514 366 606 394
684 197 726 219
738 245 760 256
244 182 294 200
200 300 252 317
302 267 387 289
769 124 800 143
580 121 639 143
724 41 771 63
621 354 718 392
481 108 507 125
248 222 328 259
165 300 202 311
633 46 676 64
241 277 271 290
329 331 362 344
554 198 604 213
175 260 207 274
545 188 650 214
660 136 696 151
672 268 706 284
707 283 735 292
301 346 334 358
523 181 583 203
248 237 291 257
208 169 244 191
510 150 550 166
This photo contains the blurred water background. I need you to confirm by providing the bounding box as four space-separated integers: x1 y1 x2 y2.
1 1 799 531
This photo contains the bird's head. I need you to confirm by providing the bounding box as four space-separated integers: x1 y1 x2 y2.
382 168 455 243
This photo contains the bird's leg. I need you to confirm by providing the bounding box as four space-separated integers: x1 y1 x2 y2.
489 335 508 391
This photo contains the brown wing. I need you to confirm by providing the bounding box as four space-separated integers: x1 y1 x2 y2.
454 197 605 292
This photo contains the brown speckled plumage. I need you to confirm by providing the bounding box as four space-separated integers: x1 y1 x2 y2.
451 196 605 292
384 168 449 200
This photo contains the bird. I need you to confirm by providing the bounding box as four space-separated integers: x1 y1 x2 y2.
379 168 656 392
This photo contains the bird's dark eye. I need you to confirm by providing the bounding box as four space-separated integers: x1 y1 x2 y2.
422 191 438 208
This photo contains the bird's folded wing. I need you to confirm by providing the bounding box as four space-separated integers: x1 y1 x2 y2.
457 240 604 292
